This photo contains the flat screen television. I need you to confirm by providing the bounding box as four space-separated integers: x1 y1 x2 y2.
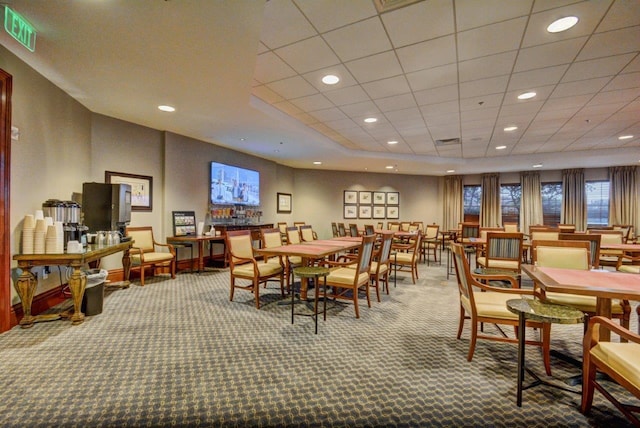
210 162 260 206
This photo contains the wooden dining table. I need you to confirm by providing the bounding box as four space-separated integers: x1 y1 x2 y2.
521 264 640 341
255 239 360 299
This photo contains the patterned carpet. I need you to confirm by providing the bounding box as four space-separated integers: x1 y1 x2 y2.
0 257 636 427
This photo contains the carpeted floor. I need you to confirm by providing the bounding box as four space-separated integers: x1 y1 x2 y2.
0 257 636 427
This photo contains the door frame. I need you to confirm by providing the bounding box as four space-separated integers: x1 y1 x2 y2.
0 68 12 332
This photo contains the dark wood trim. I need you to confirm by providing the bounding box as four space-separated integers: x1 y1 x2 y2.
0 69 12 332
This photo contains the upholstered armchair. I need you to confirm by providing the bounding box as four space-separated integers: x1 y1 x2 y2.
476 232 524 279
582 316 640 424
369 230 394 300
126 226 176 286
391 230 422 284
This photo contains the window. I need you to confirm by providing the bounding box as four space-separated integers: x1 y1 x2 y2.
541 182 562 226
500 184 521 224
463 185 481 222
586 180 609 227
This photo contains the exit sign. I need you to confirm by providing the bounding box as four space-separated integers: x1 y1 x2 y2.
4 6 36 52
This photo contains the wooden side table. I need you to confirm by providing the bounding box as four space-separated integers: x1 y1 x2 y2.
506 298 585 406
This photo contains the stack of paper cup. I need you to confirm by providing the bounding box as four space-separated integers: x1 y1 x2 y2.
22 214 35 254
34 219 46 254
45 225 63 254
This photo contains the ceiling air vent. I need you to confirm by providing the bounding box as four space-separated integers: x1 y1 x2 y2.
373 0 423 13
435 138 461 146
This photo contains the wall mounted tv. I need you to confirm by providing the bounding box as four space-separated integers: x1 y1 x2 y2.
210 162 260 206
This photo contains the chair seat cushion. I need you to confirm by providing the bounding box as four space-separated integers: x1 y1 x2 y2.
323 267 368 286
618 265 640 274
544 292 626 314
131 252 174 265
233 262 282 278
288 256 303 265
394 253 415 263
591 342 640 390
476 257 519 270
370 261 388 275
461 291 525 320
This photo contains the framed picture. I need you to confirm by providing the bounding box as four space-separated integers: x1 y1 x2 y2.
387 191 399 205
373 206 386 219
105 171 152 211
359 205 372 219
387 206 399 219
344 190 357 204
358 191 372 204
172 211 196 236
344 204 357 219
373 191 386 205
277 192 292 213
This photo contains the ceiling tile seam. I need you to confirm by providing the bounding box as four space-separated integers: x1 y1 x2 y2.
483 0 536 158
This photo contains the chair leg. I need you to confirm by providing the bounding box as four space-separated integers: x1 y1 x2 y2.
171 259 176 279
254 279 260 309
581 355 596 414
140 266 145 286
229 276 235 302
542 323 552 376
467 320 478 362
353 288 360 319
457 306 466 339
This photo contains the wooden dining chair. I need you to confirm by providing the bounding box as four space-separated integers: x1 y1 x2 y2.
300 224 317 241
391 230 422 284
126 226 176 286
369 230 395 300
331 222 339 238
286 226 301 245
226 230 284 309
559 233 601 269
420 224 440 265
337 222 347 237
261 228 295 291
451 243 552 375
476 232 524 279
349 223 359 237
319 234 376 318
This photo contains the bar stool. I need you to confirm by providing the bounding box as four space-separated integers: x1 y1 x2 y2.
506 298 585 406
292 266 330 334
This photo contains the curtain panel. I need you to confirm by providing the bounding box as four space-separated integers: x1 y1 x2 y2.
608 165 638 236
480 173 501 227
443 175 463 232
561 168 586 231
520 171 543 235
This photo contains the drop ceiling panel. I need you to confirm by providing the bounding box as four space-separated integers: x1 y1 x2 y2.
340 100 381 117
309 107 348 122
562 54 636 83
375 93 418 112
345 51 404 83
578 26 640 61
274 36 341 74
459 76 509 99
550 77 610 98
604 71 640 92
507 65 569 91
295 0 378 33
254 52 297 83
458 51 517 82
323 86 371 106
413 84 459 106
266 75 318 99
261 0 317 48
457 17 527 61
323 17 391 62
289 93 334 111
381 0 455 47
406 64 458 92
396 35 457 73
455 0 533 31
362 75 412 99
514 37 588 73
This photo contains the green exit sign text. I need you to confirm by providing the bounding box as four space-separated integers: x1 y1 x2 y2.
4 6 36 52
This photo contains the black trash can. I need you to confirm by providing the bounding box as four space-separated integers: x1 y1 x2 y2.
81 269 107 316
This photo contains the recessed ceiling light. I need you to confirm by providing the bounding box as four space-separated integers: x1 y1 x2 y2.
504 126 518 132
387 140 398 145
547 16 579 33
364 117 377 123
517 92 536 100
239 138 245 141
321 74 340 85
532 164 543 168
158 105 175 112
496 146 507 150
446 169 455 173
313 161 322 165
619 135 634 140
385 165 394 169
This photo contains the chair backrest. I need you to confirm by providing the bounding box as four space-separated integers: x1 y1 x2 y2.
559 233 601 269
356 234 376 277
349 223 359 237
400 221 411 231
485 232 523 267
293 222 305 231
588 229 623 245
461 223 479 240
388 222 400 231
376 222 384 230
503 222 519 233
225 230 254 263
408 223 419 232
261 228 283 249
451 243 475 308
411 222 424 233
558 224 576 233
479 227 504 240
126 226 155 252
612 224 632 243
300 225 315 241
286 226 301 244
424 224 439 239
337 222 347 237
331 222 339 237
376 231 395 265
532 240 590 270
531 230 560 242
364 224 375 235
277 222 288 234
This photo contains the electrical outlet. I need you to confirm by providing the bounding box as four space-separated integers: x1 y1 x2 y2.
42 267 48 280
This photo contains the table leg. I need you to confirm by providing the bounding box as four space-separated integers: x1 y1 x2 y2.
596 297 613 341
517 312 526 407
314 274 319 334
13 269 37 328
67 266 87 325
199 240 205 273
